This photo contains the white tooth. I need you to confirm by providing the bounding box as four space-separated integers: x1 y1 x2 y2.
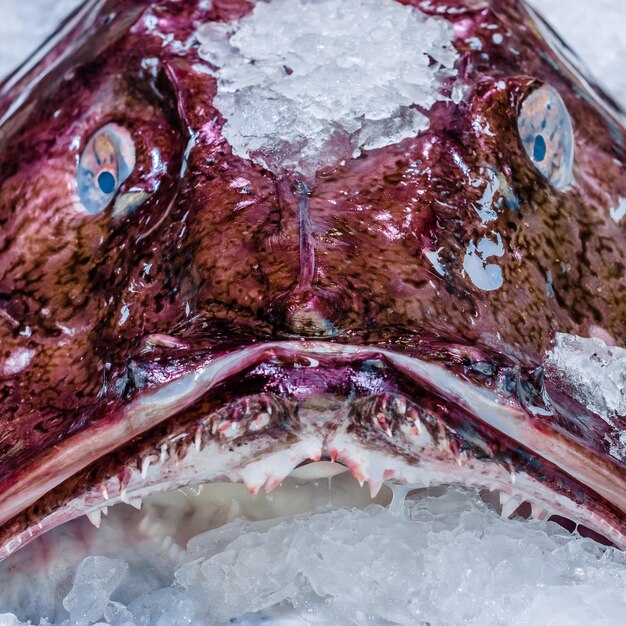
413 418 421 435
368 478 383 498
101 507 109 516
249 412 270 432
194 427 203 452
86 510 102 529
101 486 109 500
129 497 143 510
139 514 153 533
394 396 407 414
141 457 152 480
160 444 169 463
120 489 130 504
168 543 185 562
241 474 262 496
226 499 242 523
501 496 521 519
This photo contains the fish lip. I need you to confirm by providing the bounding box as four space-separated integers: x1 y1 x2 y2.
1 341 626 557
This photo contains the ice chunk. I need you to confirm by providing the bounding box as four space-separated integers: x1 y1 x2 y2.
3 488 626 625
126 587 200 626
197 0 459 177
62 557 128 626
545 332 626 420
0 616 29 626
174 490 626 625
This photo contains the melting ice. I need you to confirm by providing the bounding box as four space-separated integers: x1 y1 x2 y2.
2 485 626 626
196 0 458 177
546 333 626 422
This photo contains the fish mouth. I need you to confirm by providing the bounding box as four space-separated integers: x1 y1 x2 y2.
1 341 626 562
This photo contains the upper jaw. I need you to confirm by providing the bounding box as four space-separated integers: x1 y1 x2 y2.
1 340 626 560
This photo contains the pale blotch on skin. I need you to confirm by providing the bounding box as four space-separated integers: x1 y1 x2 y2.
462 233 505 292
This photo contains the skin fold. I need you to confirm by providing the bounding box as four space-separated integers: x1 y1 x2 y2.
0 0 625 559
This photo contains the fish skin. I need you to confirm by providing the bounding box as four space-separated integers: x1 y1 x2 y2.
0 0 625 557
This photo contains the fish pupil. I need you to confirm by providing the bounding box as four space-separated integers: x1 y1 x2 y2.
533 134 547 163
98 171 116 194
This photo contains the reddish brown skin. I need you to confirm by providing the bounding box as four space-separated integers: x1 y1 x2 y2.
0 0 625 546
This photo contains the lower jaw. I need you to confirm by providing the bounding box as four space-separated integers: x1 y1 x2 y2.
3 390 625 566
0 467 622 626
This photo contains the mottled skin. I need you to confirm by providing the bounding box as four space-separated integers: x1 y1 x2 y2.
0 0 626 556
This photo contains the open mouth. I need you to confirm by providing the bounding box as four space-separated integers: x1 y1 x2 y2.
1 340 625 567
1 462 623 625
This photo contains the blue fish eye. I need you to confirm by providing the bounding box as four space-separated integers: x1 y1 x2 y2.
77 124 136 214
517 85 574 190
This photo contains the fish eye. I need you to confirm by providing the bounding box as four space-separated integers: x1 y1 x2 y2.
517 84 574 190
77 123 136 214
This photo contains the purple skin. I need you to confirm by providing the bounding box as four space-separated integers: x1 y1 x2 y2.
0 0 625 560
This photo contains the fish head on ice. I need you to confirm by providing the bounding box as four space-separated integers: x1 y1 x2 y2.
0 0 625 561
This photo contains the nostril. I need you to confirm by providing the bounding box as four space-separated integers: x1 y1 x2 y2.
270 285 344 338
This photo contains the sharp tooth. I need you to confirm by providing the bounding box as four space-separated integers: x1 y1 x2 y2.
129 497 143 510
194 426 203 452
501 495 521 519
101 485 109 500
508 464 517 485
168 543 185 562
101 507 109 516
120 489 130 504
86 510 102 529
139 514 153 533
412 418 422 435
242 477 260 496
393 396 407 415
141 457 152 480
160 444 169 463
226 499 242 523
264 474 285 492
368 479 383 498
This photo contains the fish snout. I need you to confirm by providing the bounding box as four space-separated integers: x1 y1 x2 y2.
267 284 349 338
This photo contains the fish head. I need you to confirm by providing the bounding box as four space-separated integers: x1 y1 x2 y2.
0 0 625 561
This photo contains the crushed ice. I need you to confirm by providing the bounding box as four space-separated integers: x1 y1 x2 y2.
3 487 626 626
196 0 459 177
545 332 626 421
545 332 626 462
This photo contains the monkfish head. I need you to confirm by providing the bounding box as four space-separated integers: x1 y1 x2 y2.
0 0 626 563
